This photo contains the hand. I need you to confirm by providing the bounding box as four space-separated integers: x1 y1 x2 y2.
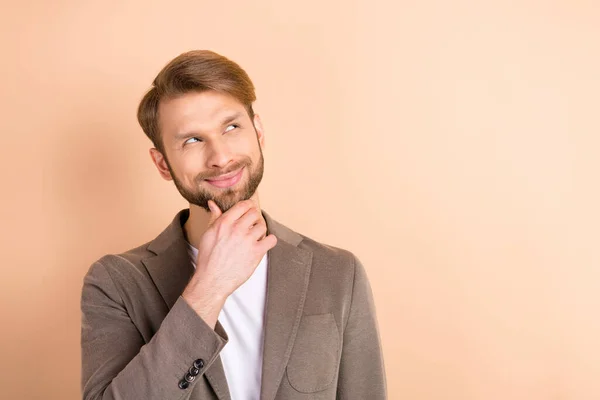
182 200 277 327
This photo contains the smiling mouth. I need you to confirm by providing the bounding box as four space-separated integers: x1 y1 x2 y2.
205 167 244 188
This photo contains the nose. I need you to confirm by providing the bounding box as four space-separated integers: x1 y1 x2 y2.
205 138 234 169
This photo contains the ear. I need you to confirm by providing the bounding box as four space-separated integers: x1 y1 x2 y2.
253 113 266 150
149 148 173 181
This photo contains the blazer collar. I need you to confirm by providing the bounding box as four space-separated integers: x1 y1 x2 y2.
142 208 313 400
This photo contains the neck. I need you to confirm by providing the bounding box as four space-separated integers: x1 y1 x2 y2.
183 192 261 248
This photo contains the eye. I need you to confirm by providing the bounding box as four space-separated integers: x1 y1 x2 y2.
224 124 239 133
184 137 202 145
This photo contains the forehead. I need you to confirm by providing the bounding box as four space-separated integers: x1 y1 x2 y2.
158 90 247 137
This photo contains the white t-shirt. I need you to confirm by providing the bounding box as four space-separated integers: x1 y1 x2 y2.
187 242 268 400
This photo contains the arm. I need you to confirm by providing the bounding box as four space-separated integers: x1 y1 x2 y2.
337 254 387 399
81 259 227 400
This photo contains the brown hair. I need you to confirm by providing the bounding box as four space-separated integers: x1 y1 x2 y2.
137 50 256 153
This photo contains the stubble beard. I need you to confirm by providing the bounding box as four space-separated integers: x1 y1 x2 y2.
168 149 264 214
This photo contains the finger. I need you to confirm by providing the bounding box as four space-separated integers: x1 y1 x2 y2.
256 234 277 252
218 200 255 226
236 207 263 231
248 219 267 240
207 200 222 227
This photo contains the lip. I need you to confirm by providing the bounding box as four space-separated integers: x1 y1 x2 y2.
205 167 244 188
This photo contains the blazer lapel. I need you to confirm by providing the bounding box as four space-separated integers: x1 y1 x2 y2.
260 211 313 400
141 209 231 400
142 238 193 310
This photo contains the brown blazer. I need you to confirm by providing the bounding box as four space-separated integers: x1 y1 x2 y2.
81 209 387 399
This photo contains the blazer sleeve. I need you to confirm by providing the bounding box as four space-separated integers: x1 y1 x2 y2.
337 254 388 399
81 258 228 400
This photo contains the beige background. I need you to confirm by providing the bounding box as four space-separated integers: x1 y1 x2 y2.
1 1 599 399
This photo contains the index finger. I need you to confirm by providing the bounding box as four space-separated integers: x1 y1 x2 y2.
218 200 257 225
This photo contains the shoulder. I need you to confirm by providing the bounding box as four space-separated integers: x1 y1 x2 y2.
268 213 363 283
276 223 370 320
292 228 364 291
83 240 154 284
298 233 358 270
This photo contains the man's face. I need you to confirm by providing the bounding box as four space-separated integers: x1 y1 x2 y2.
152 90 265 213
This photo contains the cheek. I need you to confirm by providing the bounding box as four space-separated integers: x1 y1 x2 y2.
225 136 259 164
176 152 206 181
229 134 254 152
241 134 262 155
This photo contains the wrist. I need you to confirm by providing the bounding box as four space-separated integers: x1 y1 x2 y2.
182 278 227 308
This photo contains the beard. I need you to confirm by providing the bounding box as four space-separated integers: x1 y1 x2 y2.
167 148 264 214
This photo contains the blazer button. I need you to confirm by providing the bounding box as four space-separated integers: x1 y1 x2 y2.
193 359 205 369
178 380 190 390
189 366 200 376
184 372 196 383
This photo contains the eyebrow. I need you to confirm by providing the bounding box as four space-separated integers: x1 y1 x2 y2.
173 111 244 141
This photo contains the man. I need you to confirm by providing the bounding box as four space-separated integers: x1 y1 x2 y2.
81 50 386 400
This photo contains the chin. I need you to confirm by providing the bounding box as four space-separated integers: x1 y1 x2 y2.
212 190 244 206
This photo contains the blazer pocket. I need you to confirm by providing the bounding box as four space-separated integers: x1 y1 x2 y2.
286 313 340 393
